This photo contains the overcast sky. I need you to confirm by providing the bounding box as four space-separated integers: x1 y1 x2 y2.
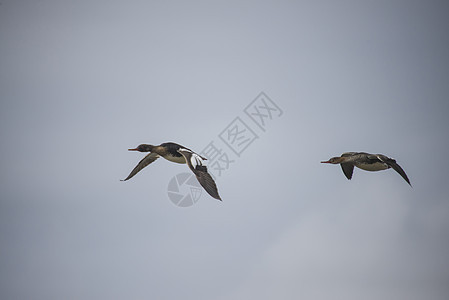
1 1 449 299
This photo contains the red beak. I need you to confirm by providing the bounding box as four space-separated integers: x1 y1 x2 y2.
128 148 138 151
321 160 331 163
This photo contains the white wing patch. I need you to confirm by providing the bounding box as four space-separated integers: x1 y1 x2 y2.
190 153 204 168
376 155 385 162
179 148 204 168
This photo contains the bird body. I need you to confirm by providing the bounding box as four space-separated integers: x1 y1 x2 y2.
355 161 389 172
321 152 411 186
122 142 221 200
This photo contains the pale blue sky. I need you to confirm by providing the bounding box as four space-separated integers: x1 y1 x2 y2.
1 1 449 299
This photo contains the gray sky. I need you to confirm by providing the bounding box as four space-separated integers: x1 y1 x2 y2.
1 1 449 299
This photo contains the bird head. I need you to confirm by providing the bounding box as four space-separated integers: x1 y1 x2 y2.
128 144 154 152
321 157 345 164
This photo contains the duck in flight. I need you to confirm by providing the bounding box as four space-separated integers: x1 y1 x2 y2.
122 142 222 200
321 152 411 186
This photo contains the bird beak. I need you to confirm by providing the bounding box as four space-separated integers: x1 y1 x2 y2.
128 148 138 151
321 160 331 163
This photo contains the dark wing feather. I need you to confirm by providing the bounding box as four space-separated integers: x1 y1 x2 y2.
374 154 411 186
385 158 411 186
340 163 354 180
121 152 159 181
178 149 222 200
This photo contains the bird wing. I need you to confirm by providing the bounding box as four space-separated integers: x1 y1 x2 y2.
338 153 355 179
121 152 160 181
341 152 357 157
178 149 222 200
366 153 384 163
376 155 411 186
340 163 354 180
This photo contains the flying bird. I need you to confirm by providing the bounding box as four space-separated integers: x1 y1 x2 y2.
321 152 411 186
122 142 222 200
